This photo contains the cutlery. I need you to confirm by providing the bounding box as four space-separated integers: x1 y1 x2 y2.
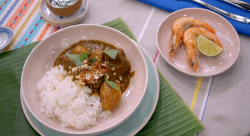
220 0 250 11
175 0 250 24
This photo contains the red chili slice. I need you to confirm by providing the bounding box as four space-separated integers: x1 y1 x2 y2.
92 62 99 71
92 62 109 72
98 65 109 72
79 70 94 84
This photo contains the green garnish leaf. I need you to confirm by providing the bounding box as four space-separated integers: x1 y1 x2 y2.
90 57 97 65
66 52 82 66
105 79 119 91
79 52 89 61
103 49 118 59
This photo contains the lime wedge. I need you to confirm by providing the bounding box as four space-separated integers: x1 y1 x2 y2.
197 35 223 56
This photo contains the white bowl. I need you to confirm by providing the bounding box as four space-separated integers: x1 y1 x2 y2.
157 8 240 77
21 24 148 135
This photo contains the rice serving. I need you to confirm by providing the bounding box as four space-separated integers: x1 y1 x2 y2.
37 65 110 129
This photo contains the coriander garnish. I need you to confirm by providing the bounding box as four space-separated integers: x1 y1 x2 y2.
79 52 90 61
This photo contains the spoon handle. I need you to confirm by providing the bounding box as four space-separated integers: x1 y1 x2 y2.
220 0 250 11
191 0 250 24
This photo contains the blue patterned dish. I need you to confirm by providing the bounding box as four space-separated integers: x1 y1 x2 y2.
0 27 13 51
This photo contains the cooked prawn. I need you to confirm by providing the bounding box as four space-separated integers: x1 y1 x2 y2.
183 27 223 72
170 17 215 57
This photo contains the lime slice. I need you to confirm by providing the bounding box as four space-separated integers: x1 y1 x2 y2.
197 35 223 56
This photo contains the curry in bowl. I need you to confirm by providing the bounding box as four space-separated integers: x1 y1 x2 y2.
22 24 148 135
37 39 135 129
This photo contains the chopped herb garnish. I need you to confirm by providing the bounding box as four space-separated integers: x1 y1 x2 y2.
90 57 97 65
103 49 118 59
105 79 118 91
79 52 89 61
50 0 77 8
66 53 82 66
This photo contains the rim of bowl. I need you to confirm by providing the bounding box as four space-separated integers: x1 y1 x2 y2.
129 42 160 136
21 24 148 135
0 27 13 51
156 8 240 77
20 88 44 135
40 0 89 25
46 0 80 9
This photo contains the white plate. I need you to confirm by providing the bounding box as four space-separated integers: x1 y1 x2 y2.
39 0 89 27
20 44 160 136
157 8 240 77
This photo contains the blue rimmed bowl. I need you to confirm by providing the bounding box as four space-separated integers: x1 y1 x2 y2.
0 27 13 51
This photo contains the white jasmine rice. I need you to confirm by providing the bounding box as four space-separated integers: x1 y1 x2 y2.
37 65 111 129
50 0 78 8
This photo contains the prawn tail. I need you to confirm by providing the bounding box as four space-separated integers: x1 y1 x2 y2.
215 38 223 48
203 23 216 34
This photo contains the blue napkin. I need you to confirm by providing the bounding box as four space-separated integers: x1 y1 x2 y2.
137 0 250 36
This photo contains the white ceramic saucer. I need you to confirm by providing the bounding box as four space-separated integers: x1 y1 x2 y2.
20 43 160 136
39 0 89 27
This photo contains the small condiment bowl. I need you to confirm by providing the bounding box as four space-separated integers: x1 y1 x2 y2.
46 0 82 16
0 27 13 51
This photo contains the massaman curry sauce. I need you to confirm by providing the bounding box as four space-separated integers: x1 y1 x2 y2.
54 40 135 110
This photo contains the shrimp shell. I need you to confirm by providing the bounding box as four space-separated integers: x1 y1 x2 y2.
183 27 223 72
170 17 215 57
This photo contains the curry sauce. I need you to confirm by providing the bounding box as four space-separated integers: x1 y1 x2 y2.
54 40 134 93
